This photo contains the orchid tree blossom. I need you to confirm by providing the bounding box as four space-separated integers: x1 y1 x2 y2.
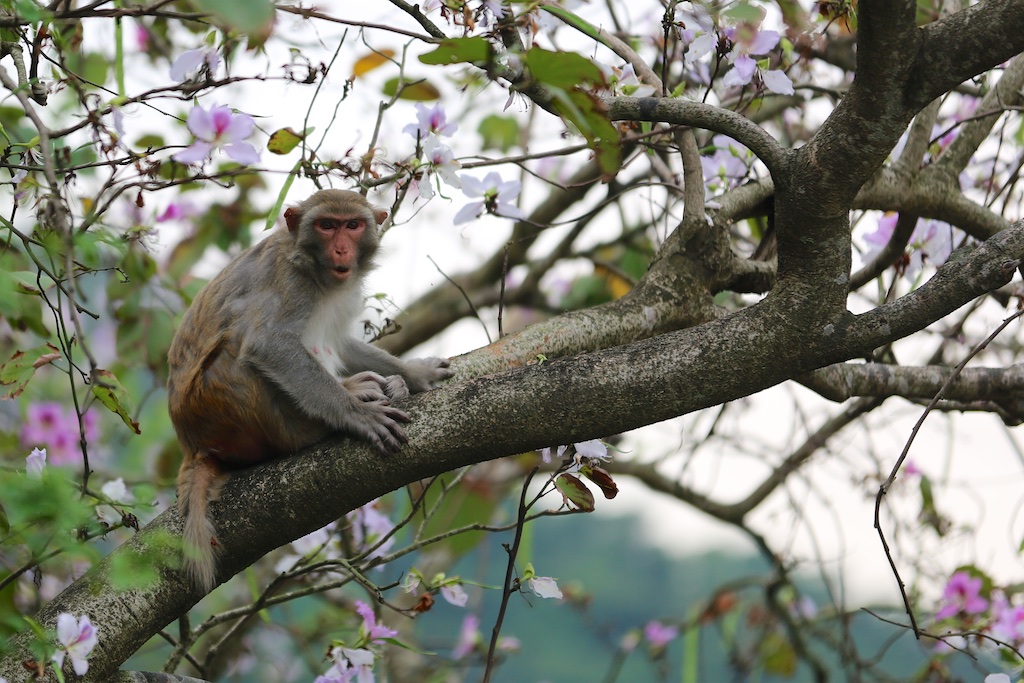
453 171 526 224
403 102 457 140
721 25 793 95
52 613 98 676
173 103 261 166
169 48 221 82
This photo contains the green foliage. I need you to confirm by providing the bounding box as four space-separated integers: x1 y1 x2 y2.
419 37 493 66
0 266 47 336
193 0 274 34
109 530 179 590
477 114 520 153
522 48 622 177
553 473 595 512
0 343 61 399
267 127 307 155
724 2 763 22
91 368 141 434
0 468 96 562
382 77 442 101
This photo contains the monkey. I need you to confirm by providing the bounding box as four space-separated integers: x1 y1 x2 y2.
166 189 452 592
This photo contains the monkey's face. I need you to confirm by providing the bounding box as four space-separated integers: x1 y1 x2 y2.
314 214 372 281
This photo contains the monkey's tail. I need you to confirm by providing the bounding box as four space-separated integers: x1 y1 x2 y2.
177 456 225 592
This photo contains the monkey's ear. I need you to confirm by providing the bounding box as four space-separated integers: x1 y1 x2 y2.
284 206 301 233
373 208 388 226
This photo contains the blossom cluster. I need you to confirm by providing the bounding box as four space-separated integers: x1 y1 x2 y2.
20 402 99 467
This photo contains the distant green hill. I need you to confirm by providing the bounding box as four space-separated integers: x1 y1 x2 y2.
422 511 1000 683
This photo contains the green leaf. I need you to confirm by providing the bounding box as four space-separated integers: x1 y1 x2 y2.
724 2 764 22
92 368 141 434
12 0 49 23
382 77 441 101
193 0 274 33
759 631 797 676
79 52 110 87
555 473 595 512
0 268 47 336
523 47 603 90
267 127 308 155
559 91 621 177
419 37 492 66
0 343 62 399
477 114 519 153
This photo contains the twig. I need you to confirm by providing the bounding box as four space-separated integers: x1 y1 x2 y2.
874 306 1024 636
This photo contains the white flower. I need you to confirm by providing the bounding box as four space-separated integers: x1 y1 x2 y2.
52 613 98 676
528 575 563 600
101 477 133 503
441 583 469 607
453 172 527 224
170 48 221 82
26 447 46 477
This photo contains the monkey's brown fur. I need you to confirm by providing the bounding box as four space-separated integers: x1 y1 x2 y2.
168 190 452 591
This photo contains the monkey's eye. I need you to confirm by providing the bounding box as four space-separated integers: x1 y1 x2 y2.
316 218 340 232
345 218 363 230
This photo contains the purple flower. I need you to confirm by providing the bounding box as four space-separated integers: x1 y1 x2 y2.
52 613 98 676
936 571 988 620
720 26 793 95
347 502 395 560
990 593 1024 644
157 199 200 222
644 620 679 648
355 601 397 643
453 172 526 224
21 402 97 466
173 104 260 166
862 214 956 276
701 135 751 191
452 614 480 660
26 447 46 477
403 102 457 140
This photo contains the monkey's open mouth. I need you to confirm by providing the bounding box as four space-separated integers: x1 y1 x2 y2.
332 266 351 279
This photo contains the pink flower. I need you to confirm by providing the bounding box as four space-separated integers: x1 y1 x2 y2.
52 613 98 676
452 614 480 660
347 502 395 560
863 214 956 276
990 593 1024 644
936 571 988 620
644 620 679 648
355 601 397 643
21 403 97 466
403 102 457 139
157 199 200 222
173 104 260 166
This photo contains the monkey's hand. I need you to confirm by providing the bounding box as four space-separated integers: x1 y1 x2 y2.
383 375 411 402
403 357 454 393
340 371 411 453
341 371 391 402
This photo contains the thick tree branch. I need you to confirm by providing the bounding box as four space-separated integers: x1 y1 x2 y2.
802 362 1024 411
8 211 1024 683
910 0 1024 113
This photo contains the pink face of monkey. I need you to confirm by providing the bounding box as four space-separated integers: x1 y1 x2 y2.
313 214 370 281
